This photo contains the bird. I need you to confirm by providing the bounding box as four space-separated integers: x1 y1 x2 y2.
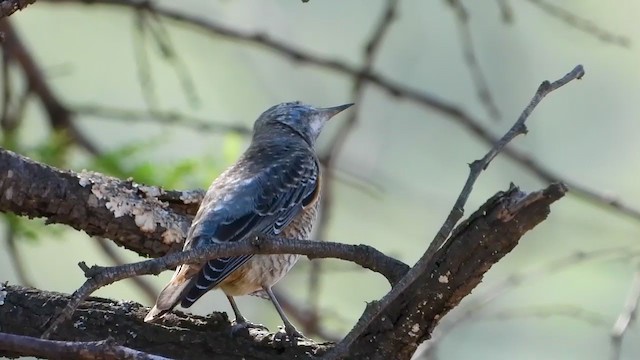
144 101 353 338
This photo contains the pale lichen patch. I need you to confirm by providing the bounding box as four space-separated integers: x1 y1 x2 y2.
162 227 185 245
179 189 205 204
6 169 13 178
77 170 93 187
77 170 189 245
408 323 420 337
133 212 157 232
138 185 163 198
0 282 7 306
438 275 449 284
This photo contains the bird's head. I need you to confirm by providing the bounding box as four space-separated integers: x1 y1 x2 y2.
253 101 353 146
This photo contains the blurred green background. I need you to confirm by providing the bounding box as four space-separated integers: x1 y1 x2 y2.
1 0 640 359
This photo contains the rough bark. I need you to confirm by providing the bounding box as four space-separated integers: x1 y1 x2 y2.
0 147 199 258
0 285 329 359
340 184 566 359
0 146 566 359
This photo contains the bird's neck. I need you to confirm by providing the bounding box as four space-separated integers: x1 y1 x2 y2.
252 123 314 148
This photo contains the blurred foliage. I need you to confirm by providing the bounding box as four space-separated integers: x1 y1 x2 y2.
0 1 639 359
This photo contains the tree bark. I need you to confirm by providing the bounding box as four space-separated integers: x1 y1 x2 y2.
0 285 328 359
0 147 198 258
0 145 567 359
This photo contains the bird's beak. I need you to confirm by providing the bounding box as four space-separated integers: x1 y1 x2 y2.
320 103 354 119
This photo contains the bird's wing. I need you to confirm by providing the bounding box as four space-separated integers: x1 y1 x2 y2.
182 152 320 307
145 150 319 322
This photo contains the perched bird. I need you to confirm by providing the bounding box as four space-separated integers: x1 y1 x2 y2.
144 101 353 338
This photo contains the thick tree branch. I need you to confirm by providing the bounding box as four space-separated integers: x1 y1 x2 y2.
0 182 565 359
0 332 170 360
0 285 328 359
331 183 567 359
0 0 36 18
327 65 583 359
0 147 194 257
42 236 410 339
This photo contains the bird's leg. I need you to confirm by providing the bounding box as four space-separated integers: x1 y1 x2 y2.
264 286 304 339
226 296 247 324
226 296 268 334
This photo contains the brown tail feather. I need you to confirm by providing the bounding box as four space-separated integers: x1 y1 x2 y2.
144 265 199 323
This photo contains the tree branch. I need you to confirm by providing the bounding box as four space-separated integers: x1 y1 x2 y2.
0 147 194 257
329 183 566 359
42 235 410 339
0 332 171 360
0 285 328 359
0 0 36 19
327 65 583 359
1 182 564 359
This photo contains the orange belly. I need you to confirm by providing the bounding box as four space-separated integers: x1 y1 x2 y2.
218 199 319 296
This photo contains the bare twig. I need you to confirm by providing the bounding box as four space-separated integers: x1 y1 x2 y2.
4 218 34 286
425 65 584 259
0 49 13 130
312 0 400 326
41 236 409 338
0 0 36 19
328 65 585 359
73 104 251 135
495 0 513 23
40 0 640 225
526 0 630 47
506 151 640 221
94 237 157 304
0 332 170 360
133 9 159 112
418 246 636 358
448 0 501 120
145 9 200 107
487 304 610 328
610 266 640 360
0 19 100 155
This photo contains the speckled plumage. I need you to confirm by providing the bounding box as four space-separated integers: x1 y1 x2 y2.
144 101 351 337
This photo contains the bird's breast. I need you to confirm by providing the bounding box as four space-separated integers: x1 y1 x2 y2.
219 199 320 296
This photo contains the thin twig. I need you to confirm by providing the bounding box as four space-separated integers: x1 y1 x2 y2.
0 332 170 360
448 0 501 120
94 237 157 304
0 49 12 130
610 266 640 360
486 304 610 328
495 0 513 23
4 218 33 286
425 65 584 259
0 19 100 155
418 246 636 358
526 0 630 47
41 0 640 224
133 9 159 112
41 236 409 339
313 0 400 326
73 104 251 135
328 65 585 359
145 9 200 107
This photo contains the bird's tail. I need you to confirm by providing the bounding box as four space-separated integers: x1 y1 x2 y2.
144 264 198 323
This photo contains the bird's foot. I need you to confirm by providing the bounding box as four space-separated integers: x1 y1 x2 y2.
273 325 305 343
230 319 269 337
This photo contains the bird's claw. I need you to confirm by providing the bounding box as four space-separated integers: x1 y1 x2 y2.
230 320 269 336
272 325 305 342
